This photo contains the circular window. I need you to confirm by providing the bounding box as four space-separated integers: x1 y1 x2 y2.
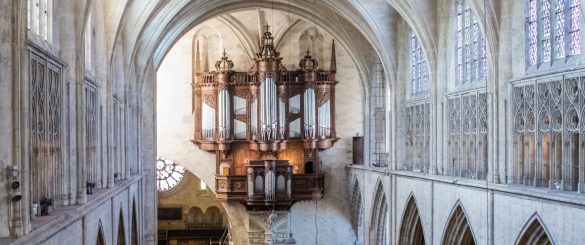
156 158 186 192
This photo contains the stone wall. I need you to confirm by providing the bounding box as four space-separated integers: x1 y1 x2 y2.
5 177 143 245
349 167 585 244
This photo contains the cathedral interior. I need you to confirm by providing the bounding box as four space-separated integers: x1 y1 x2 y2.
1 0 585 244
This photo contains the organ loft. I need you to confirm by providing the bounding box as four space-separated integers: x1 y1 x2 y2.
191 24 338 210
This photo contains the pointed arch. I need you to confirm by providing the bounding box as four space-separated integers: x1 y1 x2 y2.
118 208 126 245
399 193 426 245
441 202 477 245
187 206 205 228
131 199 138 245
350 178 363 229
369 180 389 245
515 213 553 245
97 221 106 245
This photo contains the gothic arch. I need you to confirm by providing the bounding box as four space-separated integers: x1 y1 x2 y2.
399 193 426 245
350 178 363 229
205 206 223 228
369 180 389 245
134 1 375 100
96 221 106 245
515 213 554 245
298 27 325 66
191 25 224 72
441 202 477 245
186 206 205 228
118 208 126 245
131 199 138 245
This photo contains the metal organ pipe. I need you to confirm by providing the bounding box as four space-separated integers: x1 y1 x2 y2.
304 88 316 138
202 103 216 139
318 101 331 138
279 100 286 139
218 89 230 139
259 77 278 140
251 99 257 136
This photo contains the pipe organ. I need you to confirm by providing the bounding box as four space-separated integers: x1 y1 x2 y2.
192 25 338 210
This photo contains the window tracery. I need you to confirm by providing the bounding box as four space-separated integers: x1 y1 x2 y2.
29 49 64 205
512 73 585 192
371 63 388 167
456 0 487 86
410 33 429 96
156 158 187 192
84 79 100 188
446 91 488 180
403 101 430 173
526 0 581 67
113 97 126 180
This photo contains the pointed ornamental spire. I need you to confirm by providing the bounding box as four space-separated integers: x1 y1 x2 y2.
330 39 336 73
257 23 279 59
215 49 234 72
299 49 318 70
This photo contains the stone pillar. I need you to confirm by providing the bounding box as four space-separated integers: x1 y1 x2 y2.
140 65 158 244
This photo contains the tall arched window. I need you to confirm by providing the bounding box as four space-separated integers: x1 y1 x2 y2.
85 8 94 75
455 0 487 86
446 1 489 180
28 0 53 41
410 33 429 96
404 31 431 174
526 0 581 67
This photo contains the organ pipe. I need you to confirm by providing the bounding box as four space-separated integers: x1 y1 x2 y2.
279 100 286 139
304 88 316 138
260 77 277 140
318 101 331 138
202 103 215 139
218 89 231 139
251 98 257 136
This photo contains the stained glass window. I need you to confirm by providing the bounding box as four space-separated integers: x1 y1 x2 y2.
156 158 186 192
410 32 429 95
529 0 539 64
527 0 580 66
569 0 581 55
455 0 487 85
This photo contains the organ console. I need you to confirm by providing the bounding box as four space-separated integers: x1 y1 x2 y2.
191 25 338 210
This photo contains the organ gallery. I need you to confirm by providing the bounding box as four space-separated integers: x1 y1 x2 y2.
191 25 338 210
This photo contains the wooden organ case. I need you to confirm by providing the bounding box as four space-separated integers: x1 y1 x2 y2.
192 25 338 210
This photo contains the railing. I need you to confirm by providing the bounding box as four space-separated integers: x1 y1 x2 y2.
202 74 216 84
443 168 487 180
316 71 332 81
231 72 256 84
281 71 304 83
